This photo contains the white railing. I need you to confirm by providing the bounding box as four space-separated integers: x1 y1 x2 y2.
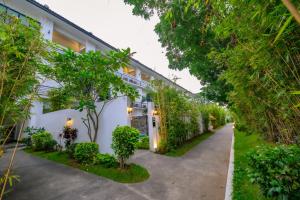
115 71 150 88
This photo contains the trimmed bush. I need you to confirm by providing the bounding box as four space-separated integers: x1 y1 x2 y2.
94 153 117 168
247 145 300 199
111 126 139 168
74 142 98 164
136 136 149 149
31 131 56 151
22 127 45 146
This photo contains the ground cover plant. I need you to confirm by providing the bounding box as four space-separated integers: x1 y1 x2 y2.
24 149 149 183
25 138 149 183
165 131 214 157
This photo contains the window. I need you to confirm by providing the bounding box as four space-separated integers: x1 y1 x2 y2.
141 72 151 82
52 30 85 53
123 66 136 77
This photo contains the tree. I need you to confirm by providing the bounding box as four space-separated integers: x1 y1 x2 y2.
0 12 51 198
125 0 300 143
124 0 231 104
48 49 138 142
111 126 139 169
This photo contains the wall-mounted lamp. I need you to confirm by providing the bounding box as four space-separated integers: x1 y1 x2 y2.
152 109 158 116
66 118 73 128
127 107 133 114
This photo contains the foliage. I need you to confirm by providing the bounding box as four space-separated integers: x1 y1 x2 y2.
65 143 78 158
0 173 20 196
31 131 57 151
136 135 149 149
74 142 99 164
150 80 201 152
25 149 150 183
41 88 74 113
199 104 227 130
61 126 78 147
166 131 214 157
124 0 231 105
46 48 138 142
124 0 300 144
0 12 52 198
22 127 45 146
233 130 267 200
94 153 118 168
0 12 50 141
247 145 300 199
111 126 139 168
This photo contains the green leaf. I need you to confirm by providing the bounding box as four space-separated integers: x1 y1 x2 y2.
273 15 293 45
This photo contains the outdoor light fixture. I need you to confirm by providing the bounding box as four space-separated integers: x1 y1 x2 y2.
152 109 158 116
66 118 73 128
127 107 133 114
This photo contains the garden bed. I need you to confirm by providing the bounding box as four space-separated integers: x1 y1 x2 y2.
165 131 214 157
24 149 149 183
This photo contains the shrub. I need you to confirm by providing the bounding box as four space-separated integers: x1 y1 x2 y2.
247 145 300 199
74 142 98 164
111 126 139 168
22 127 45 146
94 153 117 168
136 136 149 149
31 131 56 151
62 126 78 147
66 143 78 158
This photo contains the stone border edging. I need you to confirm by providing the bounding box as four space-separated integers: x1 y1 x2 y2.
224 128 234 200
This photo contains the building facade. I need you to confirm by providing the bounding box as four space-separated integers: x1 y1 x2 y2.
1 0 195 153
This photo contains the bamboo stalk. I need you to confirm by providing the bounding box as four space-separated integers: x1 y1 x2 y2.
282 0 300 25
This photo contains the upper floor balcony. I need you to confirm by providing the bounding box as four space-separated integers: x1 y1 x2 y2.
0 3 39 26
115 71 150 89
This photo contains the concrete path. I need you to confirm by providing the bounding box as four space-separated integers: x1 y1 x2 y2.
0 124 233 200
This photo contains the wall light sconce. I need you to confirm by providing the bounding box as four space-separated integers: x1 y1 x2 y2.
66 118 73 128
127 107 133 114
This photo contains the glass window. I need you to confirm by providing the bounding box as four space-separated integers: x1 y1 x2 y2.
52 30 85 53
123 66 136 77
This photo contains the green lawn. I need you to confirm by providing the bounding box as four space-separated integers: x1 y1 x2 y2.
233 130 270 200
24 149 149 183
165 131 214 157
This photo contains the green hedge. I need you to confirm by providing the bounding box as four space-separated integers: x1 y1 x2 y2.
247 145 300 199
31 131 57 151
74 142 99 164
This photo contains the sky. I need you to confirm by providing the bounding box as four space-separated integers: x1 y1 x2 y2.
36 0 202 93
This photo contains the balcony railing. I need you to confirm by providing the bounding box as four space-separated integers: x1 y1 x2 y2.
0 3 39 26
115 71 150 88
132 102 147 109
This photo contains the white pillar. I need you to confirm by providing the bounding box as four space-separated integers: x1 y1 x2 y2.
85 41 96 52
147 102 159 152
136 68 141 80
27 101 43 128
40 17 53 40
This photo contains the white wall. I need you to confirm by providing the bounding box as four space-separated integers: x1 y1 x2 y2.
35 96 129 154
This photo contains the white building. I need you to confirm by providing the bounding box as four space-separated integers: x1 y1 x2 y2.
1 0 196 153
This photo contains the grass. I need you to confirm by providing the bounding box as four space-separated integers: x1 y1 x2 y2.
165 131 214 157
233 130 270 200
24 149 150 183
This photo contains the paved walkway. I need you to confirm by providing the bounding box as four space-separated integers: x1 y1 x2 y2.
0 124 233 200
